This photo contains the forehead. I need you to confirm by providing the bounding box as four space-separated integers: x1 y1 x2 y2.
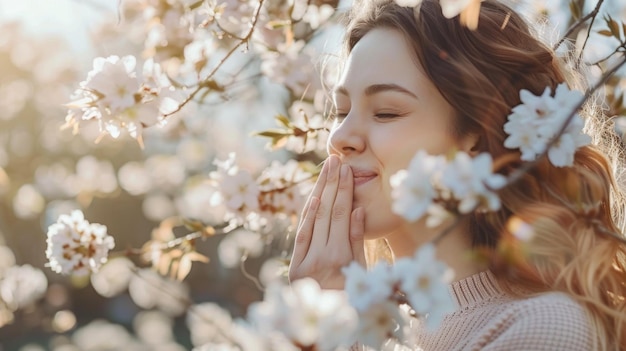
335 28 425 96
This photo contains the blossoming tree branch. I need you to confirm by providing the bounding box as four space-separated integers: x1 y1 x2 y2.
0 0 625 349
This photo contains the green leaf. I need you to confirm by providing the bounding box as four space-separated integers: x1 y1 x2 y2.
176 255 193 281
275 114 292 128
189 0 204 10
182 218 206 232
614 93 624 109
597 29 614 37
606 15 620 37
254 129 294 138
265 20 291 29
271 136 289 149
569 0 581 20
204 79 225 92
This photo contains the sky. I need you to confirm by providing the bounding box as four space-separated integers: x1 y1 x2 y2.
0 0 116 53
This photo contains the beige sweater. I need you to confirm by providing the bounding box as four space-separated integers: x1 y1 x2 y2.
356 271 596 351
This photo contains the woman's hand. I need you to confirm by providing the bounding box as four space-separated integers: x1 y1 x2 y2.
288 155 366 289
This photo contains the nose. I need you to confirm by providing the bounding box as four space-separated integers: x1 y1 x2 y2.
327 112 365 156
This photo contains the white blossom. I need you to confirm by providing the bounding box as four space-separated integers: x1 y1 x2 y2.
425 204 453 228
302 4 335 29
261 41 318 98
259 257 289 286
355 301 405 350
187 303 234 347
342 261 393 311
72 319 135 350
0 264 47 310
0 246 16 275
45 210 115 276
118 161 152 196
128 268 189 316
256 159 312 218
504 83 591 167
218 169 260 213
70 156 118 196
82 55 140 114
284 97 330 154
390 150 444 222
391 150 506 222
248 278 358 351
394 244 455 329
440 152 507 213
12 184 45 219
440 0 473 18
67 55 171 141
210 155 261 221
394 0 421 7
217 229 264 268
90 257 134 298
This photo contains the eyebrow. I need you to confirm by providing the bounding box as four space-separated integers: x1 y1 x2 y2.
333 83 418 100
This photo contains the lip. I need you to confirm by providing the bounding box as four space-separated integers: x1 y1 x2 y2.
350 167 378 186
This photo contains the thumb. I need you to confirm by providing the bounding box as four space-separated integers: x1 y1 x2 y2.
350 207 366 265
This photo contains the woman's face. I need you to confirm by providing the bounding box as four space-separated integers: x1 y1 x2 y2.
328 28 464 241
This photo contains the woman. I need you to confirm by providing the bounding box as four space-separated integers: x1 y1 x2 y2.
288 0 626 349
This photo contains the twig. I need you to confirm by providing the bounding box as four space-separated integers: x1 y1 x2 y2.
553 0 604 51
259 173 318 195
162 0 267 119
240 252 265 291
429 56 626 247
506 55 626 186
575 0 604 64
589 42 626 67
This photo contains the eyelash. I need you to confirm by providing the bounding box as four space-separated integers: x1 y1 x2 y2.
375 113 400 119
332 112 400 121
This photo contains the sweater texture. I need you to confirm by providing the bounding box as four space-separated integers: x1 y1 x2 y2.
357 271 596 351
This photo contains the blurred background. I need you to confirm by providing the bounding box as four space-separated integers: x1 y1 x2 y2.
0 0 624 350
0 0 313 349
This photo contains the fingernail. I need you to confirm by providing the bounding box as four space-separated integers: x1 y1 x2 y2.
328 156 339 180
319 161 328 178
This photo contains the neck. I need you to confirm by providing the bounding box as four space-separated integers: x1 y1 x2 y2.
385 219 487 282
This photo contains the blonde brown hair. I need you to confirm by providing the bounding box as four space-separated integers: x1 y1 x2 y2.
345 0 626 349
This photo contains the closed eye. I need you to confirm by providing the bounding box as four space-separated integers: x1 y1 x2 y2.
375 113 400 119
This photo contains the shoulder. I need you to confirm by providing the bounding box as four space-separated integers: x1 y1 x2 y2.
480 291 595 351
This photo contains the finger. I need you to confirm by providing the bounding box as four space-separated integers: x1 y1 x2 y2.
291 196 320 267
291 160 329 267
311 155 341 248
327 163 353 252
297 158 329 232
350 207 366 265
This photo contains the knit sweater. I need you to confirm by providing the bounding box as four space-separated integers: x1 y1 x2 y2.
356 271 596 351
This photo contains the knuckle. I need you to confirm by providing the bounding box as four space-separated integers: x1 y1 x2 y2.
295 229 310 244
315 204 328 220
338 178 351 190
332 206 348 220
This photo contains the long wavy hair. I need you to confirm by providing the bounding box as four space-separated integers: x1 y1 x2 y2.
344 0 626 349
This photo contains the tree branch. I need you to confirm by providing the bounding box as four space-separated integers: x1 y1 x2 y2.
553 0 604 51
161 0 267 119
